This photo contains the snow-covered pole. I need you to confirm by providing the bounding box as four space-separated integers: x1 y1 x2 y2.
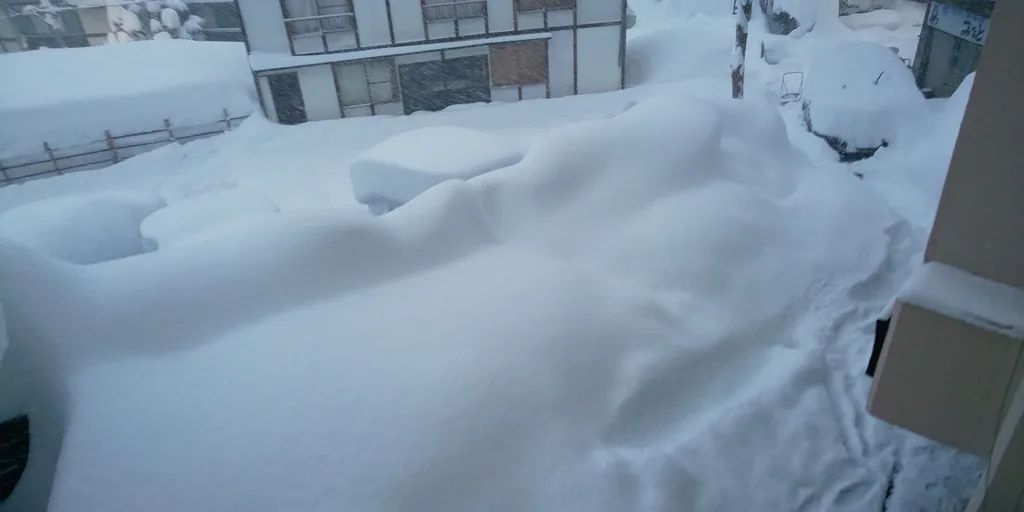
731 0 752 99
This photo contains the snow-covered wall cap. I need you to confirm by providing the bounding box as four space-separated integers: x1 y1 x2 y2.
898 261 1024 340
250 32 552 72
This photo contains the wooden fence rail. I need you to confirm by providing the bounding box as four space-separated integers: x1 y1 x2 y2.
0 109 249 186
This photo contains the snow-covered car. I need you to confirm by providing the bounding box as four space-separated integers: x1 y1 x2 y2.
802 41 926 161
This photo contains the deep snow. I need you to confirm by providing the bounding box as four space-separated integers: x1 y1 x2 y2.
0 1 982 511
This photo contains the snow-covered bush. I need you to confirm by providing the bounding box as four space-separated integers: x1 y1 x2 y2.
107 0 203 44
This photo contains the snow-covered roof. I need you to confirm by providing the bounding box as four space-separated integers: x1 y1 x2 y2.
0 39 256 160
250 32 553 72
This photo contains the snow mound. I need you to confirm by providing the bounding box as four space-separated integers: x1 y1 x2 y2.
804 41 926 150
350 126 522 214
0 192 163 264
140 186 281 250
0 40 256 160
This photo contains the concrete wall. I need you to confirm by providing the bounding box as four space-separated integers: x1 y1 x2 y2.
924 0 1024 288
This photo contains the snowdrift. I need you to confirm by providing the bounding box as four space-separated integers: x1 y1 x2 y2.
0 40 256 160
0 95 913 511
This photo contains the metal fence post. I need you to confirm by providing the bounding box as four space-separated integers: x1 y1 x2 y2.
105 130 119 163
223 108 232 131
43 142 61 175
165 118 177 142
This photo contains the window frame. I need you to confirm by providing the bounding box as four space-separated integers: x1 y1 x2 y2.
281 0 359 55
332 58 400 115
6 1 99 49
514 0 575 13
421 0 488 22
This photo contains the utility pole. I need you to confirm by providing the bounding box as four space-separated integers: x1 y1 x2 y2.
732 0 752 99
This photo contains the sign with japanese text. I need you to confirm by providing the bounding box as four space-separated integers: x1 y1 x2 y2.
928 3 990 44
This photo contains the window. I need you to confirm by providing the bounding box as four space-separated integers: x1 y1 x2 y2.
186 2 243 41
515 0 574 12
422 0 487 22
7 1 93 49
490 40 548 86
283 0 356 54
334 59 398 110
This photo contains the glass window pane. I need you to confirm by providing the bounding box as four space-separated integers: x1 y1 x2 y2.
337 64 370 106
366 61 392 83
370 82 395 104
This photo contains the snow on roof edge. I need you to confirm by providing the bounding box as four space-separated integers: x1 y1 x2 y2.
250 32 553 72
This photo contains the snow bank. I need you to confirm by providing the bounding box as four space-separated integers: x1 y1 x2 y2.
0 192 163 264
140 186 281 250
0 40 256 160
350 126 522 214
803 41 926 150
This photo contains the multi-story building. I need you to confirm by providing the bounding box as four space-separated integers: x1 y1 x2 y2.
237 0 628 123
0 0 243 53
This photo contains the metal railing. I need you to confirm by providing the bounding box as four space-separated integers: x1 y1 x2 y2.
0 109 248 186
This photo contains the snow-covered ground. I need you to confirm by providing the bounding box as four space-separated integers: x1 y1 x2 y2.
0 1 982 511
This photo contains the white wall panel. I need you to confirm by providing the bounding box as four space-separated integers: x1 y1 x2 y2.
299 65 343 121
548 29 575 97
547 9 573 28
491 87 519 102
426 20 456 39
238 0 290 53
389 0 426 43
522 83 546 99
487 0 514 32
458 17 486 36
578 0 622 24
576 25 621 94
517 11 544 30
354 0 392 46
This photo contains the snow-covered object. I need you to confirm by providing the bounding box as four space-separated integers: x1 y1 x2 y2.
0 193 163 264
854 73 975 231
803 41 926 151
160 7 181 30
899 262 1024 339
0 40 256 160
350 127 522 214
140 187 281 250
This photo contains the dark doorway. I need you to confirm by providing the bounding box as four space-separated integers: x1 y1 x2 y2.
268 72 308 125
398 55 491 114
0 415 29 503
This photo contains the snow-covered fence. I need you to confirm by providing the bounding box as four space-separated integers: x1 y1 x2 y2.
0 109 248 186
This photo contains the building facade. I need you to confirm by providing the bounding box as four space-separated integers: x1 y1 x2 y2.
0 0 243 53
238 0 628 123
912 0 994 97
868 1 1023 509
